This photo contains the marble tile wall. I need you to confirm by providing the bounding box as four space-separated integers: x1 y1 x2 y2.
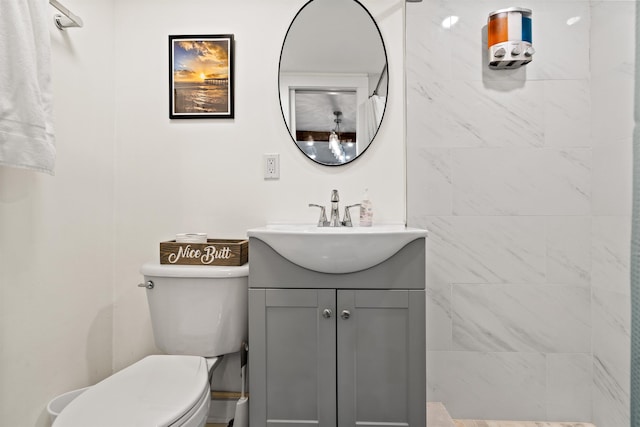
405 0 634 425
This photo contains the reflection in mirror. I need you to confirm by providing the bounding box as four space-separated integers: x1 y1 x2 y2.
279 0 388 166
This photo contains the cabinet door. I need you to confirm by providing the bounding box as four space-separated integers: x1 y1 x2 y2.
337 290 426 427
249 288 337 427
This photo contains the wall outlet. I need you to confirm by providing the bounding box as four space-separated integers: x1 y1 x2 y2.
263 153 280 179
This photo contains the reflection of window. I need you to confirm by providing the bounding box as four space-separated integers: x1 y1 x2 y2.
293 89 357 165
293 90 357 142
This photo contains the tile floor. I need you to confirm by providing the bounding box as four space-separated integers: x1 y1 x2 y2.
453 422 596 427
429 402 595 427
206 402 597 427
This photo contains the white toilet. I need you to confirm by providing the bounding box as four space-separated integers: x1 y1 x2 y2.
52 262 249 427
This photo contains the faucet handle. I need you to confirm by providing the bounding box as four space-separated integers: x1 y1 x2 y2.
331 189 339 202
309 204 328 227
342 204 361 227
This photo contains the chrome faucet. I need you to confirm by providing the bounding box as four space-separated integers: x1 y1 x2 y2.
329 190 341 227
308 203 328 227
309 190 360 227
342 203 361 227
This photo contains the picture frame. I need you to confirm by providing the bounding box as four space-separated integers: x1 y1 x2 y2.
169 34 234 119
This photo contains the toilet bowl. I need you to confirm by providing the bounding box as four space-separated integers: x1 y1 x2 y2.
54 355 211 427
47 387 89 423
51 262 249 427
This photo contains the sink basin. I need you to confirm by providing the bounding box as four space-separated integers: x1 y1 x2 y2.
247 224 427 274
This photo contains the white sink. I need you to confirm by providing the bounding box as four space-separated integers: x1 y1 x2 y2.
247 224 427 274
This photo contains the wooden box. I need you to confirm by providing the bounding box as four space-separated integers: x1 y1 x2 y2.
160 239 248 266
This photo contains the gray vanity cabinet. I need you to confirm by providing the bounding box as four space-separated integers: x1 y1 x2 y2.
249 287 425 427
249 288 336 426
336 289 425 426
248 236 427 427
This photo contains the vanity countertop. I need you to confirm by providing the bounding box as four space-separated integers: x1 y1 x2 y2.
247 223 426 274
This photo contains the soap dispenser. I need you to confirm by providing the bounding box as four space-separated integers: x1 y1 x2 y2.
359 189 373 227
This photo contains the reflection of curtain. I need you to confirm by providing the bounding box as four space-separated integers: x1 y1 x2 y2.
358 95 386 150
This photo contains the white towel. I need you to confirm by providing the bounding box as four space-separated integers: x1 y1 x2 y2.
0 0 55 175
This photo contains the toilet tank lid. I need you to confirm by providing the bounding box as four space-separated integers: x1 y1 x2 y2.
53 355 210 427
141 261 249 278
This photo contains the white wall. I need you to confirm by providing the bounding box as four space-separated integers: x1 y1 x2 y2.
406 0 633 425
0 0 405 426
0 1 116 425
111 0 406 373
0 0 405 423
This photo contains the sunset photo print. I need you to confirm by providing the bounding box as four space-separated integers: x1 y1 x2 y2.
169 34 234 119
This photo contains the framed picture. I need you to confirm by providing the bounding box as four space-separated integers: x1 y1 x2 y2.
169 34 234 119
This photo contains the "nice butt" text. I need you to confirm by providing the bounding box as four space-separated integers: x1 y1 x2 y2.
168 245 232 264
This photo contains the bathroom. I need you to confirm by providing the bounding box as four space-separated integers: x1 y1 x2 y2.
0 0 633 426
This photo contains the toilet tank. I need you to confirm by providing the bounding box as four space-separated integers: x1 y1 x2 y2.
140 262 248 357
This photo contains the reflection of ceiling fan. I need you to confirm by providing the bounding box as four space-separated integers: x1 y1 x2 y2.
333 111 342 135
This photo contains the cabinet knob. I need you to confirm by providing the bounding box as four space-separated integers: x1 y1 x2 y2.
322 308 333 319
341 310 351 320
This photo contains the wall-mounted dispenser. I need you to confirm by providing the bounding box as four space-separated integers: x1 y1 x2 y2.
487 7 534 69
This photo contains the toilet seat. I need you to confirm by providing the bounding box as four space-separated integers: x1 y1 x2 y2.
53 355 211 427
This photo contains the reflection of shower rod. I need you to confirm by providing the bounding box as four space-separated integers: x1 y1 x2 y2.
371 64 387 97
49 0 84 30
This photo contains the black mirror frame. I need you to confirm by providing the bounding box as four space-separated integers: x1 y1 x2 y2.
277 0 389 167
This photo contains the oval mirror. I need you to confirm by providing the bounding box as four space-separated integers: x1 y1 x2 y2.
279 0 388 166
